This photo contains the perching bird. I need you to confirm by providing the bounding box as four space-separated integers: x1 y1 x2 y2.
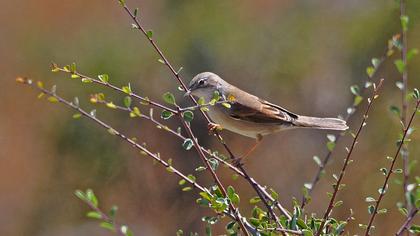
185 72 348 142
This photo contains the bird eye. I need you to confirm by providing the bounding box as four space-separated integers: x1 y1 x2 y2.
198 79 205 86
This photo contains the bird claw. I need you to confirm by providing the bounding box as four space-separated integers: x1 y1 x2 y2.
207 122 222 134
231 157 244 167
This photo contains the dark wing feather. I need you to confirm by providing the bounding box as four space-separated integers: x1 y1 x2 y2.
222 89 298 124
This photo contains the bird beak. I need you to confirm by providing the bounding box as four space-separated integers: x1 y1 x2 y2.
184 90 192 97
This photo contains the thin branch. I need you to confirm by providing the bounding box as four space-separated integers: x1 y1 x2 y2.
399 0 410 211
395 208 419 236
117 0 290 224
301 46 389 209
365 99 420 236
315 79 384 236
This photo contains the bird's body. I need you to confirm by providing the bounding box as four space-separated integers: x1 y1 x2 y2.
186 72 348 139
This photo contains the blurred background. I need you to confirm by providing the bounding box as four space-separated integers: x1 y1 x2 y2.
1 0 420 235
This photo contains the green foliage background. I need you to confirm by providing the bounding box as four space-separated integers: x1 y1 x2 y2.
1 0 420 235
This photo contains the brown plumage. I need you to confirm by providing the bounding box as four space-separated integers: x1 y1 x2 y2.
186 72 348 139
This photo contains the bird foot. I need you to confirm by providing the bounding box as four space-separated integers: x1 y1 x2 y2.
207 122 222 134
231 157 244 167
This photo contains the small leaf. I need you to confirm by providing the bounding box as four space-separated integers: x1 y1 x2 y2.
371 58 381 68
407 48 418 61
368 205 375 214
162 92 176 105
326 141 335 151
133 8 139 17
161 110 174 120
157 58 165 64
377 208 387 214
400 15 409 32
222 102 231 108
182 139 194 150
122 84 132 94
130 107 141 118
413 88 420 100
106 102 117 109
179 179 186 185
389 105 400 117
326 134 336 142
249 197 261 204
146 30 153 39
365 197 376 202
47 96 58 103
350 85 360 96
183 111 194 122
124 96 132 108
86 189 98 207
182 186 192 192
73 113 82 119
394 59 405 74
353 95 363 106
313 155 322 167
100 222 115 231
366 66 375 77
98 74 109 83
86 211 102 219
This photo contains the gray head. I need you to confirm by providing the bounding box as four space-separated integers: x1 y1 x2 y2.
185 72 228 99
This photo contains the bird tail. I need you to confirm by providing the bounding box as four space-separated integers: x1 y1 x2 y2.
293 116 348 131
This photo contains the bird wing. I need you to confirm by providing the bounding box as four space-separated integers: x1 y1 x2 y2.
222 89 298 124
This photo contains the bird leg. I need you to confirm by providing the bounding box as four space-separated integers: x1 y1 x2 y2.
232 134 263 167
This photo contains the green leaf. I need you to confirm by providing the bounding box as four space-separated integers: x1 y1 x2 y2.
146 30 153 39
109 205 118 219
74 190 86 201
249 197 261 204
366 66 375 77
106 102 117 109
86 189 98 207
182 186 192 192
350 85 360 96
133 8 139 17
409 225 420 233
130 107 141 117
221 102 231 108
326 141 335 151
124 96 132 108
47 96 58 103
413 88 420 100
122 84 132 94
178 179 186 185
371 58 381 68
71 74 80 79
389 105 400 117
117 0 126 6
407 48 418 61
98 74 109 83
368 205 375 214
353 95 363 106
182 139 194 150
162 92 176 105
157 58 165 64
86 211 102 219
377 208 387 214
195 166 206 172
400 15 409 32
197 97 205 105
161 110 174 120
100 222 115 231
183 111 194 122
208 158 219 171
72 113 82 119
394 59 405 74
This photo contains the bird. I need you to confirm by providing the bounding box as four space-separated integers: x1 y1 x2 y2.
185 72 348 162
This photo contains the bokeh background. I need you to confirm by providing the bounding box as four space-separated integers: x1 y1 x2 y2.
1 0 420 235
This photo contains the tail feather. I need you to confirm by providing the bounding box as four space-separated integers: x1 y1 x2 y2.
294 116 348 131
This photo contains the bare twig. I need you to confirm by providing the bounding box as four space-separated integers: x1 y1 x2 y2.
395 208 419 236
399 0 410 211
315 79 384 236
365 99 420 236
